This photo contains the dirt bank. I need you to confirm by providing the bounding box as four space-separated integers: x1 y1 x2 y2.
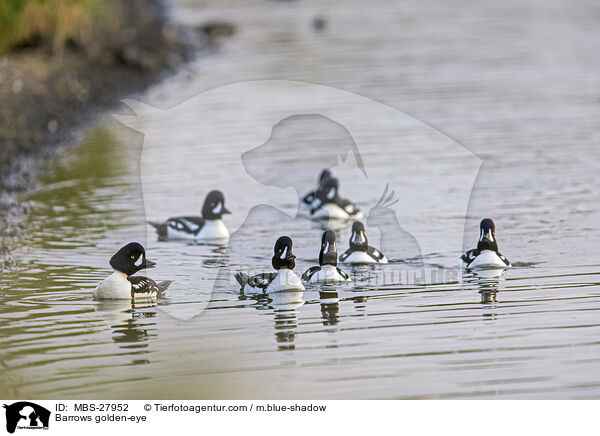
0 0 202 190
0 0 216 270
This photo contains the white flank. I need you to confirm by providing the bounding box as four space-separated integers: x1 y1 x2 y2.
267 268 305 292
166 225 199 240
467 250 508 269
307 265 351 284
93 271 132 300
344 251 388 264
196 219 230 241
312 203 351 220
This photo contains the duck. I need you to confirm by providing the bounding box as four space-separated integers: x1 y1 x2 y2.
93 242 172 300
461 218 510 269
235 236 305 295
301 168 331 210
302 230 351 283
339 221 387 264
148 190 231 241
309 177 362 220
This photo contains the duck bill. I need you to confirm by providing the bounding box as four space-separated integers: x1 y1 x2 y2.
143 259 157 269
222 206 231 214
284 252 296 261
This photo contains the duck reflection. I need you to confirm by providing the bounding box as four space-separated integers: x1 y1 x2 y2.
273 309 298 350
348 263 378 289
95 301 158 356
273 291 303 351
319 288 340 326
250 290 304 351
197 244 229 266
479 283 499 304
462 269 505 319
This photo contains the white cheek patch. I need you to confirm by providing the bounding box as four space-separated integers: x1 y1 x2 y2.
324 242 330 252
134 256 143 267
352 232 365 243
280 246 288 259
480 229 494 241
212 202 222 214
327 188 335 200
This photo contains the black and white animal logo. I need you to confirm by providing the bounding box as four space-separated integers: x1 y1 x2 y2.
3 402 50 434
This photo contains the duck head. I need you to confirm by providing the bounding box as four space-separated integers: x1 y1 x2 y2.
272 236 296 270
202 190 231 220
110 242 156 276
477 218 499 252
319 230 338 266
318 168 332 184
316 177 339 204
349 221 368 251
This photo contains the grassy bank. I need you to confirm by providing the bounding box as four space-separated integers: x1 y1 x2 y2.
0 0 195 190
0 0 200 270
0 0 103 53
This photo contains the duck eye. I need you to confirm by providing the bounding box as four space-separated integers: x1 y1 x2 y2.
211 203 215 206
131 255 135 259
278 249 282 253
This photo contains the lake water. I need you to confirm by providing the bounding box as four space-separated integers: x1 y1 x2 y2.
2 0 600 399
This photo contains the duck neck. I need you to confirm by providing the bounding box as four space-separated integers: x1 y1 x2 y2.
112 270 129 278
477 240 498 252
350 241 368 252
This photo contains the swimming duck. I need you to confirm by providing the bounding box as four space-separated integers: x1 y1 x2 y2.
235 236 305 295
310 177 362 220
148 190 231 241
93 242 172 300
301 168 331 210
339 221 387 264
461 218 510 269
302 230 351 283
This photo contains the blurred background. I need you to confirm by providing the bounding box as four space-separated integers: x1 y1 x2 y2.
1 0 600 399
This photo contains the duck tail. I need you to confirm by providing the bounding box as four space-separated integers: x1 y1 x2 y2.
147 221 168 239
157 280 173 294
234 272 249 289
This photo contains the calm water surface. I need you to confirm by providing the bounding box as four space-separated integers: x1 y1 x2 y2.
2 0 600 399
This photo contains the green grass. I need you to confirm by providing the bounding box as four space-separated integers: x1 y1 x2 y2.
0 0 102 52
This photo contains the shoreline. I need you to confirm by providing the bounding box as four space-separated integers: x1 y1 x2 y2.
0 0 211 270
1 0 200 192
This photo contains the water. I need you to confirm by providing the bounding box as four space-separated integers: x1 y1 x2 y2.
2 0 600 399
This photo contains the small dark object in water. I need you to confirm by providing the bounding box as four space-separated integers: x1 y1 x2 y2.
199 21 236 39
312 16 327 32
